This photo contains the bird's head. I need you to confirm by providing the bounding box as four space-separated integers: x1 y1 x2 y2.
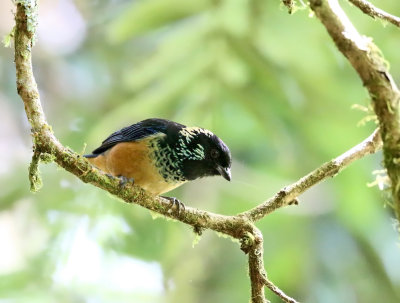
174 127 232 181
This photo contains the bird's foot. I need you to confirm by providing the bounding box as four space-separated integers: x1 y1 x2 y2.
117 175 135 187
163 196 185 213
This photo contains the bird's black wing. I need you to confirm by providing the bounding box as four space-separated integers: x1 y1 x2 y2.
86 118 184 156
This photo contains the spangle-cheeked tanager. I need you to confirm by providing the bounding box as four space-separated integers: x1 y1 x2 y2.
84 118 232 198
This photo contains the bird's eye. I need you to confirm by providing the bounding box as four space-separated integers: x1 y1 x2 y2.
210 149 219 159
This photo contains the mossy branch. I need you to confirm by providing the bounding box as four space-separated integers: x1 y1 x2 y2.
28 149 42 192
14 1 383 302
309 0 400 225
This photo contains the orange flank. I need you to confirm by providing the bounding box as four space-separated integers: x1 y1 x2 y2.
87 140 185 195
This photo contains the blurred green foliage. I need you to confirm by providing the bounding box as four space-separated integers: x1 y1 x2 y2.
0 0 400 302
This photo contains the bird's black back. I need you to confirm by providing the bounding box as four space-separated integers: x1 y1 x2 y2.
87 118 185 156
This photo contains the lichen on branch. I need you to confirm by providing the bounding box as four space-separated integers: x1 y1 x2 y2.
28 149 42 192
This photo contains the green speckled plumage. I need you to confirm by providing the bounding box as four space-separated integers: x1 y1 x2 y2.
85 118 232 194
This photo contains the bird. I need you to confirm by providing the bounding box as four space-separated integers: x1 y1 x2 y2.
84 118 232 200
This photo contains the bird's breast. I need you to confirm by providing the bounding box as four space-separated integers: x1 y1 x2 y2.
88 135 186 195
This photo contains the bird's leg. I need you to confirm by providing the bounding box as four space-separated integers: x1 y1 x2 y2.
162 196 185 213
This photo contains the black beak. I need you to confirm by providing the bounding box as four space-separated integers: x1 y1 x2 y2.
216 165 231 181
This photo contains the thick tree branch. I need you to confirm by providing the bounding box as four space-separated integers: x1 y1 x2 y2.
241 129 382 221
348 0 400 28
14 1 384 302
309 0 400 223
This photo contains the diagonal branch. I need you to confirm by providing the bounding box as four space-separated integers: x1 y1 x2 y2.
348 0 400 28
241 128 382 221
309 0 400 223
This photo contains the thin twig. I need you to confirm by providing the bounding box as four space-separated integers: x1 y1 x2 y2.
348 0 400 28
263 278 299 303
241 129 382 221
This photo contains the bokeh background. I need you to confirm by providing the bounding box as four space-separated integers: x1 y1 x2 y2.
1 0 400 302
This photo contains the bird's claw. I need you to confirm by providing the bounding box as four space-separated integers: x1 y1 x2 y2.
117 175 135 187
163 196 185 213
